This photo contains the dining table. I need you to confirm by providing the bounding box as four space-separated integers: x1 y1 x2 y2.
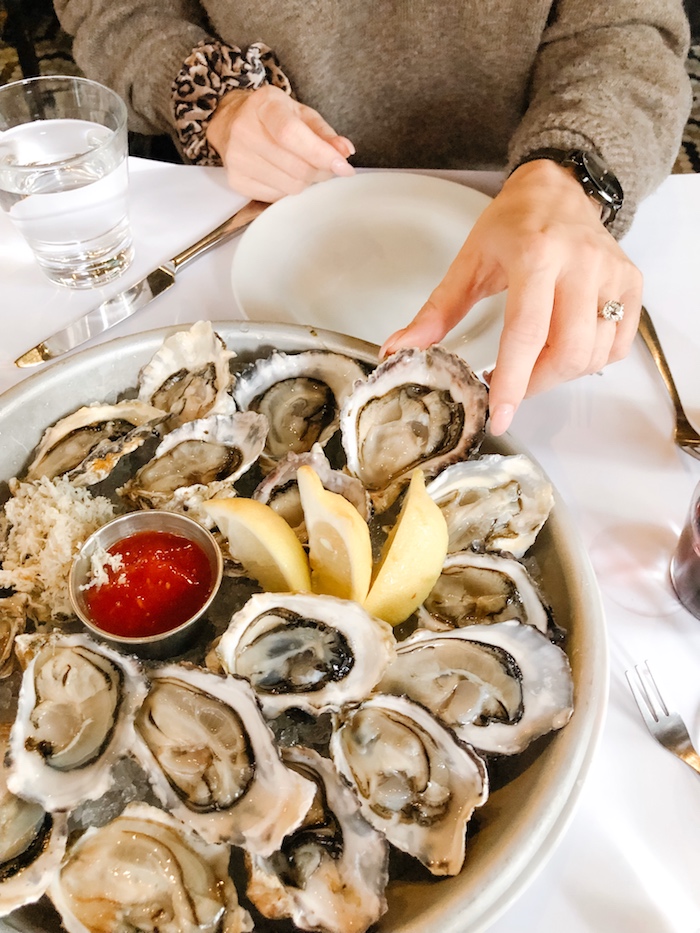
1 157 700 933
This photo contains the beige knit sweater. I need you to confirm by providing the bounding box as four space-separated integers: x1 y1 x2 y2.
55 0 692 234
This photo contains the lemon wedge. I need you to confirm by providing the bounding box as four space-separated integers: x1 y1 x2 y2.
297 464 373 603
364 468 448 625
202 497 311 593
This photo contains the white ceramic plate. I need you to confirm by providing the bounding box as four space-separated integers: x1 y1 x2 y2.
232 173 505 375
0 321 606 933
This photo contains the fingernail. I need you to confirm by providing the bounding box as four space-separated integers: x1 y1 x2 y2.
331 157 355 176
489 403 515 436
340 137 356 156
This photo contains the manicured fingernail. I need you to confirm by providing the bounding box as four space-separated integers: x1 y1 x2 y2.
340 137 356 156
331 157 355 176
489 404 515 436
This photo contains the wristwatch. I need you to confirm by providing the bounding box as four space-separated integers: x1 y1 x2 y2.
515 148 624 227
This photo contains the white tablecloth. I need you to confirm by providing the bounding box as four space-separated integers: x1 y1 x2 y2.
1 159 699 933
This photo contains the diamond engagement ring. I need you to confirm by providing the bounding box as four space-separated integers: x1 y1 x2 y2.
599 300 625 323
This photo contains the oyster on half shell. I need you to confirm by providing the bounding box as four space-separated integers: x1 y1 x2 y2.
137 320 237 424
232 349 368 473
131 664 316 855
378 622 574 756
246 745 389 933
0 724 68 918
340 346 488 512
426 453 554 557
0 594 27 680
6 633 149 812
330 693 488 876
119 411 268 524
47 802 253 933
24 400 166 486
217 592 397 717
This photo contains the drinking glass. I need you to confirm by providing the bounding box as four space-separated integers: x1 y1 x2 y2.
0 75 134 288
670 480 700 619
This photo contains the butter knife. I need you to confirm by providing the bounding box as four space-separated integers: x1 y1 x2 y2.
15 199 269 368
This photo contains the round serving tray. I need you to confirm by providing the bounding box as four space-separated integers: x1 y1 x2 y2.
0 321 608 933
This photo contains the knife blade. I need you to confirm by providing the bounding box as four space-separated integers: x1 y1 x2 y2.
15 199 269 367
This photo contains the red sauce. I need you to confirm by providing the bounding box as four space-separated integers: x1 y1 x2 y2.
84 530 214 638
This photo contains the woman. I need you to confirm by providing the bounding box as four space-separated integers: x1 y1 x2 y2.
55 0 692 434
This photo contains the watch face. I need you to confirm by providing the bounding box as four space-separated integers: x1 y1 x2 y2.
577 150 624 210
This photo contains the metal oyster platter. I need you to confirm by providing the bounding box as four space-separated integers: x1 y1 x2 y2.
0 321 608 933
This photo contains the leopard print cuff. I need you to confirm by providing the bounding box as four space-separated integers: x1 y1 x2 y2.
172 39 292 165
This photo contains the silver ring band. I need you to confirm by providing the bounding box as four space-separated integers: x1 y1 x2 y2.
599 300 625 323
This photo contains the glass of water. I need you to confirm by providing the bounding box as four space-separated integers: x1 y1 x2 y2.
0 75 134 288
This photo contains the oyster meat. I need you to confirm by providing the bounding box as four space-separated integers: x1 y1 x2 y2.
426 453 554 557
217 592 397 716
47 801 253 933
24 400 166 486
132 664 316 855
232 349 367 472
340 346 488 511
0 724 68 917
246 745 389 933
137 320 237 423
0 594 27 680
330 693 488 876
418 550 551 633
378 622 574 756
6 633 149 811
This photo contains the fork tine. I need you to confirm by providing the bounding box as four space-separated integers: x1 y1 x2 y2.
625 664 655 727
635 661 670 721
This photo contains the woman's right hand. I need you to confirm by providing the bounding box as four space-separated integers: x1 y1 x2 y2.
206 84 355 201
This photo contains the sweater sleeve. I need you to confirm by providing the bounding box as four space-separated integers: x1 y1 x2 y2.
54 0 211 136
507 0 692 236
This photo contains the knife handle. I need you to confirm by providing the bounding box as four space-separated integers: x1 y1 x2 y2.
172 199 268 272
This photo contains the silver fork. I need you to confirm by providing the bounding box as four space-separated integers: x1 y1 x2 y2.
638 306 700 460
625 661 700 775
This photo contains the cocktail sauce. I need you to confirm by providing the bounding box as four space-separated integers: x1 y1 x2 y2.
84 530 213 638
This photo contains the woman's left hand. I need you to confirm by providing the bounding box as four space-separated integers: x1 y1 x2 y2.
380 159 643 435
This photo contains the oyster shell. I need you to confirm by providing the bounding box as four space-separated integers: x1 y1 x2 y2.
340 346 488 512
0 594 27 680
137 320 237 423
217 592 397 716
426 453 554 557
0 724 68 917
6 633 149 811
24 400 166 486
378 622 574 756
418 550 550 633
119 411 268 525
330 693 488 876
246 745 389 933
47 801 253 933
253 443 371 542
132 664 316 855
232 349 368 472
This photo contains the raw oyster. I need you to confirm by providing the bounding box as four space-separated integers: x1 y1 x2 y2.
0 594 27 680
132 664 316 855
232 349 368 472
24 400 166 486
119 411 268 524
0 724 68 917
6 633 149 811
217 592 397 716
426 453 554 557
47 801 253 933
340 346 488 512
137 320 237 423
418 550 550 633
246 745 389 933
378 622 574 756
330 693 488 876
253 443 371 542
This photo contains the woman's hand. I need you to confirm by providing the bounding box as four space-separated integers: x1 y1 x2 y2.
380 159 643 435
206 84 355 201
